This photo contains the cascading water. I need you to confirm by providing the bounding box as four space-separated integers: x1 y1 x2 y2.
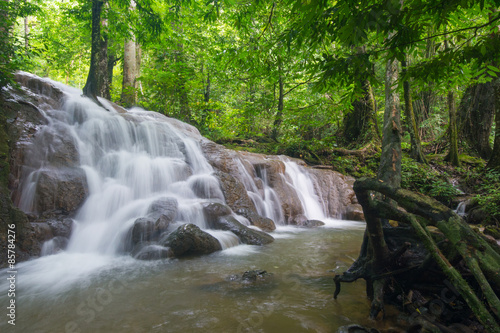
17 90 233 255
234 159 285 224
281 158 327 221
0 74 375 333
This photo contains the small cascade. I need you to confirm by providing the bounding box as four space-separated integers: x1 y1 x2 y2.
235 159 285 224
455 200 468 217
281 158 327 221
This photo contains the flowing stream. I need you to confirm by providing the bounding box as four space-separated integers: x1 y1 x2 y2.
0 76 405 332
0 224 408 333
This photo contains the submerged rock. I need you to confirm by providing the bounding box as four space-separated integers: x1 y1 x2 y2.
132 244 173 260
301 219 325 228
212 215 274 245
161 224 222 257
337 325 380 333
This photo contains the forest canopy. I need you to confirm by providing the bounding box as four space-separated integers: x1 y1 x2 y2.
2 0 500 171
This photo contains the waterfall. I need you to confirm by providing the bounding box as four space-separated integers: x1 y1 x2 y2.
281 158 327 221
234 159 285 224
17 89 229 255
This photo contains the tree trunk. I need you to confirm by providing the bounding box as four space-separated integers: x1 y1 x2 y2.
378 58 402 187
106 48 117 99
121 38 137 107
402 57 427 163
271 59 284 142
136 42 142 94
334 57 403 320
487 79 500 169
24 16 29 55
344 79 380 145
204 70 210 103
83 0 106 104
445 89 460 166
458 82 494 159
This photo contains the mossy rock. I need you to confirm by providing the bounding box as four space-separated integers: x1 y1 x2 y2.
483 226 500 240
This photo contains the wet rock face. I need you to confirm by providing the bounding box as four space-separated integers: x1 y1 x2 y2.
236 208 276 232
203 202 232 226
215 170 256 213
161 224 222 257
344 204 365 221
34 168 88 215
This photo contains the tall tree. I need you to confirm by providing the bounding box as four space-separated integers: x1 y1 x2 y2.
488 79 500 169
121 1 137 107
121 38 137 106
459 82 494 159
82 0 107 103
402 57 426 163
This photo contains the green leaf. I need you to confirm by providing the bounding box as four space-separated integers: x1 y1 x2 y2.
487 65 500 73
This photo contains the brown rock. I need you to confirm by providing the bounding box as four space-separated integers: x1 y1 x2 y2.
344 204 365 221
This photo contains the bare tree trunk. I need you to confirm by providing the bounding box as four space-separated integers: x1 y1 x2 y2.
445 89 460 166
83 0 106 104
458 82 494 159
488 79 500 169
344 80 380 145
121 38 137 107
24 16 29 55
402 57 427 163
378 58 402 187
272 58 284 141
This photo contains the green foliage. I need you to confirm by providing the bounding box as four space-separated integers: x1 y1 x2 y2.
401 156 459 204
474 170 500 222
0 0 39 88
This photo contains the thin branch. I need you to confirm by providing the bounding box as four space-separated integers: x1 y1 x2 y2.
283 76 315 96
379 13 500 53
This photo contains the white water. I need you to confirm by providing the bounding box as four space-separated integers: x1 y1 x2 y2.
17 88 228 255
281 158 327 221
234 159 285 224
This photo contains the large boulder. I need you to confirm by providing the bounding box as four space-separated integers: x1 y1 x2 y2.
212 215 274 245
161 224 222 257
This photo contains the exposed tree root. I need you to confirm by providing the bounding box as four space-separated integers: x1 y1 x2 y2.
334 177 500 332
